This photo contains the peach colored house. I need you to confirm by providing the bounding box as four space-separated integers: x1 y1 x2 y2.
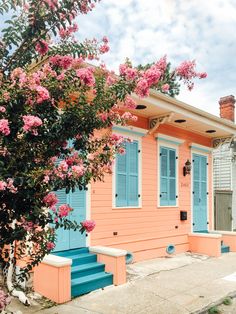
34 91 236 303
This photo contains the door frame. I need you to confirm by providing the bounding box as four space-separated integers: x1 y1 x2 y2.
85 184 91 247
191 149 210 233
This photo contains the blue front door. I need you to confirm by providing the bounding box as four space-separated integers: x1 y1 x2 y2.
192 154 208 232
54 188 86 252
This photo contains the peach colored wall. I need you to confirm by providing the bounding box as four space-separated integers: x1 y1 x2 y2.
90 116 213 262
96 254 126 285
34 263 71 303
188 234 221 257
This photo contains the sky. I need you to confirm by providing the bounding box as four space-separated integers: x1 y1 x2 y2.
77 0 236 117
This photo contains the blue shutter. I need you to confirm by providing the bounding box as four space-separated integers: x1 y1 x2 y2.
160 146 176 206
168 149 176 206
116 144 128 207
160 147 168 205
128 141 139 206
54 189 70 251
69 189 86 249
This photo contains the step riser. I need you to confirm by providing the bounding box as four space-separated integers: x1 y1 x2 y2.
71 275 113 297
55 248 89 257
72 255 97 266
72 265 105 279
221 247 230 253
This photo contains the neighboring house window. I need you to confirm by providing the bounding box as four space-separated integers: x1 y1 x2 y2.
160 146 177 206
116 140 139 207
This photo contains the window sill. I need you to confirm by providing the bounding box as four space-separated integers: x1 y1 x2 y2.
157 205 179 209
112 206 142 210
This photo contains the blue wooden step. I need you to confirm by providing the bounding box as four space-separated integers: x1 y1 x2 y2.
71 262 105 279
70 252 97 266
71 272 113 297
221 244 230 253
55 247 89 257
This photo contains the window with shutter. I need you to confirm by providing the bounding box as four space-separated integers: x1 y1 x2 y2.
116 141 139 207
160 146 177 206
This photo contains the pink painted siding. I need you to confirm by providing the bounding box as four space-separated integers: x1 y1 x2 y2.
90 117 213 262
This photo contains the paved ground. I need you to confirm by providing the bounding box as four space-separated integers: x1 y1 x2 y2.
6 252 236 314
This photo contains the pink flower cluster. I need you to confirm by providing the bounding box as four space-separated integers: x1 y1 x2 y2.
43 192 58 208
76 67 95 87
35 86 50 103
43 0 58 10
121 112 138 122
0 289 11 311
119 64 138 81
0 178 18 193
58 204 72 217
123 95 137 109
50 55 74 70
71 165 85 178
0 119 10 136
22 115 43 135
161 83 170 93
59 23 78 39
175 60 207 90
46 241 55 250
35 40 49 56
81 220 96 233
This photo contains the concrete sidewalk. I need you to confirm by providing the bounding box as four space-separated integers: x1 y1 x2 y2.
7 252 236 314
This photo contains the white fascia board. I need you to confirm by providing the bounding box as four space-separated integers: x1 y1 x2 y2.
139 93 236 135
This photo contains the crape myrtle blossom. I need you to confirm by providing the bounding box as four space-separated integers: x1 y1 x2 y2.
76 67 95 87
58 204 72 218
176 60 207 90
43 192 58 208
22 115 43 135
35 40 49 56
0 179 17 193
80 220 96 233
0 119 10 136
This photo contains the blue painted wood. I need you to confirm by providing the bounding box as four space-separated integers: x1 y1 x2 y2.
55 247 89 257
71 272 113 297
128 141 139 206
69 189 86 249
193 154 208 232
160 146 176 206
116 148 127 207
54 189 70 251
221 244 230 253
70 252 97 266
116 141 139 207
71 262 105 279
54 248 114 297
54 188 86 252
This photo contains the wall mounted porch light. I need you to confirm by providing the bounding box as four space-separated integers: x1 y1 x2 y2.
183 159 191 176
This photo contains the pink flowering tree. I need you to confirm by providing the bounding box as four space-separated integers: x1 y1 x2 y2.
0 0 206 307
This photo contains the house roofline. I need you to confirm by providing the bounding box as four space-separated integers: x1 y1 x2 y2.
149 89 236 132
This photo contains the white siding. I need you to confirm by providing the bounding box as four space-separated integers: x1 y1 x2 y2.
213 143 232 190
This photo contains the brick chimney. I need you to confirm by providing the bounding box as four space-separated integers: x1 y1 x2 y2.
219 95 235 122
